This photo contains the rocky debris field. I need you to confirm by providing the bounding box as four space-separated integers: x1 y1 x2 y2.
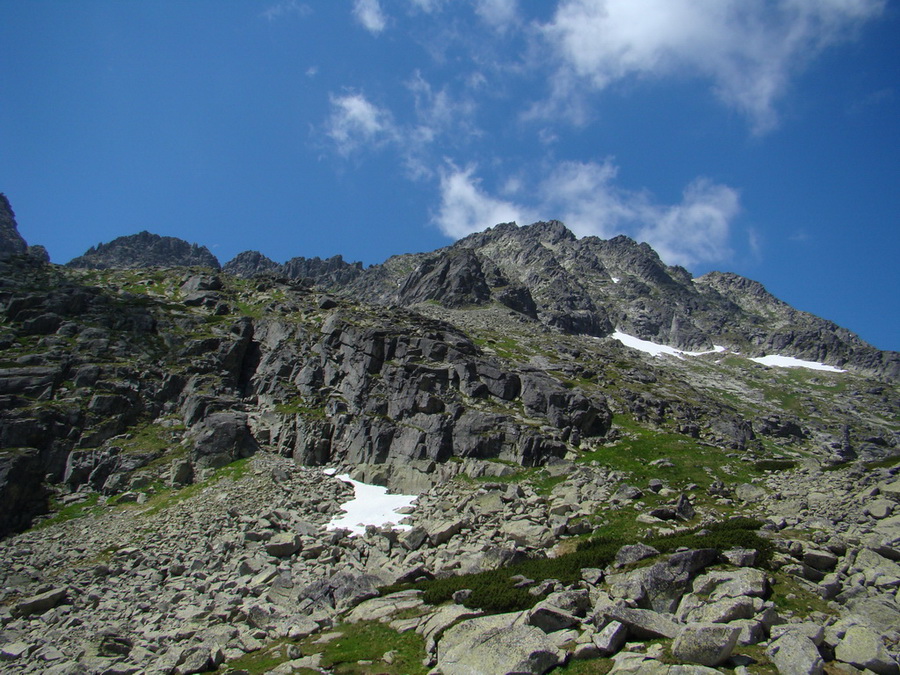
0 451 899 675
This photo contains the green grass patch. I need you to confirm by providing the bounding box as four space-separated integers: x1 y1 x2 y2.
752 459 798 472
139 457 252 516
301 621 428 675
770 571 837 619
224 638 300 675
32 493 102 530
115 420 185 455
864 454 900 471
387 518 770 615
578 415 754 491
554 658 615 674
274 400 328 419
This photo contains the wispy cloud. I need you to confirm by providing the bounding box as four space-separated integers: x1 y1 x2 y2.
353 0 388 35
407 0 448 13
434 159 740 267
536 0 886 133
475 0 520 31
261 0 311 21
324 74 479 179
435 165 532 239
326 93 396 155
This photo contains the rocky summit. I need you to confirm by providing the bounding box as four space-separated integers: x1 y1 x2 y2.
0 194 899 675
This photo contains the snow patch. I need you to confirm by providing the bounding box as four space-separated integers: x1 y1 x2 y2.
326 473 417 536
610 331 725 359
749 355 846 372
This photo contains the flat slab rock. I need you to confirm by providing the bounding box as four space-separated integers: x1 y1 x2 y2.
435 612 565 675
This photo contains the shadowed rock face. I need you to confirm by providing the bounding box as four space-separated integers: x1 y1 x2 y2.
223 251 364 287
222 250 281 277
66 231 221 270
0 193 28 259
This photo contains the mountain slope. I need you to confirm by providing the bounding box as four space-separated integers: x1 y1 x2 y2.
329 221 898 380
2 201 900 674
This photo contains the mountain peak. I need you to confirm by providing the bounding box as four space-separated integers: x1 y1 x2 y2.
67 231 221 270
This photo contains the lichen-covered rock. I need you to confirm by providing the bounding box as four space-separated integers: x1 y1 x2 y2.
436 613 564 675
672 624 740 667
834 625 899 675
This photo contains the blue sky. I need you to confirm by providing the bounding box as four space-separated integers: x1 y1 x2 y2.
1 0 898 350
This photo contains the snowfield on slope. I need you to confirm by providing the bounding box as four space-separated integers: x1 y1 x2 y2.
750 354 846 372
610 331 725 359
325 472 417 536
610 331 846 372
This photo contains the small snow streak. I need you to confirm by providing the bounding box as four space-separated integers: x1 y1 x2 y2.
750 355 845 372
610 331 724 359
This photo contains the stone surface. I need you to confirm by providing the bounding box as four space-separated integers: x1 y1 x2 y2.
767 630 825 675
834 625 899 675
672 624 741 667
436 613 565 675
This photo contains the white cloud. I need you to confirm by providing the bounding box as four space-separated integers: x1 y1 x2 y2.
325 74 479 179
434 166 533 239
475 0 519 30
434 159 740 267
326 93 395 154
353 0 387 34
261 0 311 21
636 178 739 266
539 0 885 133
407 0 447 13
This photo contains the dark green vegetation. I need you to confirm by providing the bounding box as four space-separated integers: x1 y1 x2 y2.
384 518 770 614
225 622 428 675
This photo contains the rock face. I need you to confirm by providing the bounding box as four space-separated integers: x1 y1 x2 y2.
221 250 281 277
330 221 898 379
66 231 221 269
252 307 611 470
0 194 28 258
223 251 363 287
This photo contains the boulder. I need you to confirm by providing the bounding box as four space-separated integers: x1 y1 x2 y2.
834 625 899 675
880 479 900 503
603 606 681 640
593 620 628 656
13 587 67 617
672 624 740 667
500 520 553 548
526 603 580 633
191 412 258 469
436 613 565 675
691 568 769 601
767 629 824 675
735 483 766 502
866 499 895 519
264 533 302 557
629 549 719 613
614 543 660 568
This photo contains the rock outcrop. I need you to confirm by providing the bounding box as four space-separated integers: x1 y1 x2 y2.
0 194 28 259
329 221 898 380
66 231 221 269
223 251 363 287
